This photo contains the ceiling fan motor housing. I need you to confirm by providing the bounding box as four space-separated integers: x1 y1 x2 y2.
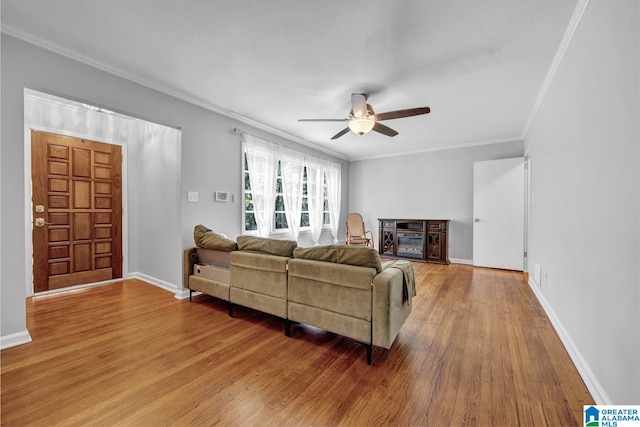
349 104 375 119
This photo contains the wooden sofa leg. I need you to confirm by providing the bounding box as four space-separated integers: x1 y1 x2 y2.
366 344 372 365
228 302 234 317
189 289 193 302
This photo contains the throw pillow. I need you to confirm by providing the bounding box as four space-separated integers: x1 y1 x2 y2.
193 224 238 251
236 235 297 257
293 245 382 272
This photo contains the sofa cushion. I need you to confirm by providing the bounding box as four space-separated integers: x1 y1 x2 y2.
293 244 382 272
230 251 289 299
236 235 297 257
194 224 238 251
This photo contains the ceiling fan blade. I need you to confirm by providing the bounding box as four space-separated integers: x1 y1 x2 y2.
298 118 347 122
375 107 430 121
330 128 351 140
351 93 368 118
372 122 399 137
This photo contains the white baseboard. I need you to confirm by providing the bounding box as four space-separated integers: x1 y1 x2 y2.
527 278 611 404
0 330 32 350
128 272 182 297
174 288 192 300
450 258 474 265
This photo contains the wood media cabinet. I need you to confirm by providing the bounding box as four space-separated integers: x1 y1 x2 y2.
378 219 450 264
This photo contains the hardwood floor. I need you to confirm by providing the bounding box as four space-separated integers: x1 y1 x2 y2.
1 263 593 426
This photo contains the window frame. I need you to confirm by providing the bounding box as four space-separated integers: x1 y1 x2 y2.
242 155 333 235
243 152 258 233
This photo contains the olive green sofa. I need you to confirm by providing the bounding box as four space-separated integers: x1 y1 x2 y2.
286 245 414 364
183 228 415 364
228 235 296 319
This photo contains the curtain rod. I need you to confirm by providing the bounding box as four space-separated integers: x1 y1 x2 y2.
233 126 348 163
233 126 285 148
234 127 284 145
233 127 321 159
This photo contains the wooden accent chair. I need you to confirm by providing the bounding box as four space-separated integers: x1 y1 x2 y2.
345 213 374 247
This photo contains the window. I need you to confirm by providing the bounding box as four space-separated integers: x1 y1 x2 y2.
274 161 288 230
322 173 330 225
244 156 328 233
300 166 310 228
241 133 341 242
243 153 257 231
299 168 330 228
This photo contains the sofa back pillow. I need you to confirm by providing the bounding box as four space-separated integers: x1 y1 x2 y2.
293 245 382 272
236 235 297 258
194 224 238 251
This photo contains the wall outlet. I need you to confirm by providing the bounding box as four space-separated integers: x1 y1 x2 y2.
534 262 541 286
187 191 199 202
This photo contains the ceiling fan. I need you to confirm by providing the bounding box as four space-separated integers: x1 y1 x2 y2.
299 93 430 140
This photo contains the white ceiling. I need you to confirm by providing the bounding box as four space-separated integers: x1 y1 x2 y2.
2 0 578 160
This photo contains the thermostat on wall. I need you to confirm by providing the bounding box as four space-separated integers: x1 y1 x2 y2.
215 191 229 202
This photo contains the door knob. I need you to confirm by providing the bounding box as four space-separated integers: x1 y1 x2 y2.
474 218 480 222
34 218 52 227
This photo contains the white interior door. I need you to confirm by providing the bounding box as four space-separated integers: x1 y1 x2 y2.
473 157 524 270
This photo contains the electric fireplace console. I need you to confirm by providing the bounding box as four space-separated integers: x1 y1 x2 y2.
378 219 450 264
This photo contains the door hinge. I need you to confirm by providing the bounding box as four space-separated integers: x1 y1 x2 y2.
524 251 528 257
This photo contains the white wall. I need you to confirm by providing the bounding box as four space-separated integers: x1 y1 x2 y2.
130 123 182 288
525 0 639 403
349 141 524 262
0 34 349 343
178 122 349 250
1 34 28 346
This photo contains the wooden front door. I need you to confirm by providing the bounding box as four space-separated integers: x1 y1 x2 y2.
31 131 122 292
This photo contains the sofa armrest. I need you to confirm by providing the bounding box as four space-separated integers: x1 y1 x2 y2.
183 247 198 289
381 260 397 270
372 267 412 349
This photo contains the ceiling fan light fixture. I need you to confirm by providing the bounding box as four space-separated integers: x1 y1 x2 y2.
348 117 375 135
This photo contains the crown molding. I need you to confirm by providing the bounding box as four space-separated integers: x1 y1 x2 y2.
350 137 523 162
1 26 348 161
521 0 591 138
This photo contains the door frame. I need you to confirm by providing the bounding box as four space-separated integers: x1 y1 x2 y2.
23 124 129 297
523 146 532 274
